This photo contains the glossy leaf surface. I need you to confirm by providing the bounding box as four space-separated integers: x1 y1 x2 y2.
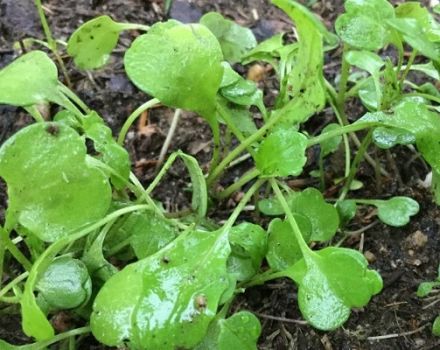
91 229 230 349
200 12 257 63
0 123 111 242
125 21 224 118
290 188 339 242
67 16 123 69
286 247 383 330
372 127 416 149
255 129 307 177
0 51 65 107
195 311 261 350
370 197 420 227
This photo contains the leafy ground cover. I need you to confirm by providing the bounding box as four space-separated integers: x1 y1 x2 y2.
0 0 440 349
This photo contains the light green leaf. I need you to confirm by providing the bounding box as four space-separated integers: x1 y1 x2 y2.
286 247 383 330
368 197 420 227
195 311 261 350
36 257 92 310
67 16 124 69
91 229 230 349
290 188 340 242
358 77 379 111
417 281 440 297
320 123 342 157
433 316 440 336
125 21 224 118
257 191 297 216
200 12 257 63
83 112 130 189
372 127 416 149
0 123 112 242
0 51 66 107
266 215 311 271
255 129 307 177
227 222 267 282
241 33 284 65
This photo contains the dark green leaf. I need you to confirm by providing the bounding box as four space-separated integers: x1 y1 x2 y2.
266 215 311 271
124 21 224 118
200 12 257 63
91 229 230 349
36 257 91 310
255 129 307 177
0 123 111 242
336 200 357 226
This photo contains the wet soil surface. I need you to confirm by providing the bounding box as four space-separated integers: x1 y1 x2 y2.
1 0 440 349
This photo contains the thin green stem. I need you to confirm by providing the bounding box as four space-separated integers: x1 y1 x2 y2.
118 98 160 145
0 227 32 271
30 326 91 350
217 168 260 200
58 83 91 113
404 92 440 104
222 179 265 232
25 106 45 123
145 152 179 195
208 119 222 174
0 272 29 299
241 269 286 288
337 45 351 107
270 179 310 255
338 130 373 202
399 49 418 88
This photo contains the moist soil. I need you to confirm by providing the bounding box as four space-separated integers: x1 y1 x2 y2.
0 0 439 349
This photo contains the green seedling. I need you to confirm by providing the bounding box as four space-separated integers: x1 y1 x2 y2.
417 265 440 336
0 0 439 348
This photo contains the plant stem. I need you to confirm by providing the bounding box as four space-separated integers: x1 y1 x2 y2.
145 152 179 195
337 45 351 107
0 227 32 271
307 121 378 146
338 130 373 202
0 272 29 299
217 168 261 200
399 49 418 88
118 98 160 145
208 118 221 174
157 109 181 168
241 269 287 288
404 93 440 104
34 0 72 87
270 179 310 255
222 179 265 232
31 326 91 350
58 83 91 113
25 106 45 123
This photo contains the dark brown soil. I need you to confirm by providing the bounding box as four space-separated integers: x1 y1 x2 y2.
1 0 440 349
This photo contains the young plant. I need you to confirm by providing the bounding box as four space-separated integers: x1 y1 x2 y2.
0 0 439 348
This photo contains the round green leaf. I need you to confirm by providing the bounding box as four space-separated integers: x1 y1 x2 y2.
124 21 224 117
200 12 257 64
0 123 112 242
36 257 91 310
287 247 383 330
0 51 64 107
374 196 420 227
290 188 340 242
91 229 230 349
266 216 311 271
67 16 123 69
255 129 308 177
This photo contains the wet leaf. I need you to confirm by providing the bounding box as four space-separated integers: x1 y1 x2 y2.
320 123 342 157
125 21 224 118
36 257 92 310
369 197 420 227
372 127 416 149
83 112 130 189
255 129 307 177
290 188 340 242
335 0 394 51
0 51 66 107
67 16 125 69
286 247 383 330
266 215 311 271
227 222 267 282
91 229 230 349
0 123 111 242
200 12 257 63
195 311 261 350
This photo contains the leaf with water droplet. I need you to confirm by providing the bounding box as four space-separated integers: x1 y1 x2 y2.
91 229 230 349
124 21 224 118
195 311 261 350
285 247 383 330
255 129 307 177
372 127 416 149
200 12 257 63
0 122 112 242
